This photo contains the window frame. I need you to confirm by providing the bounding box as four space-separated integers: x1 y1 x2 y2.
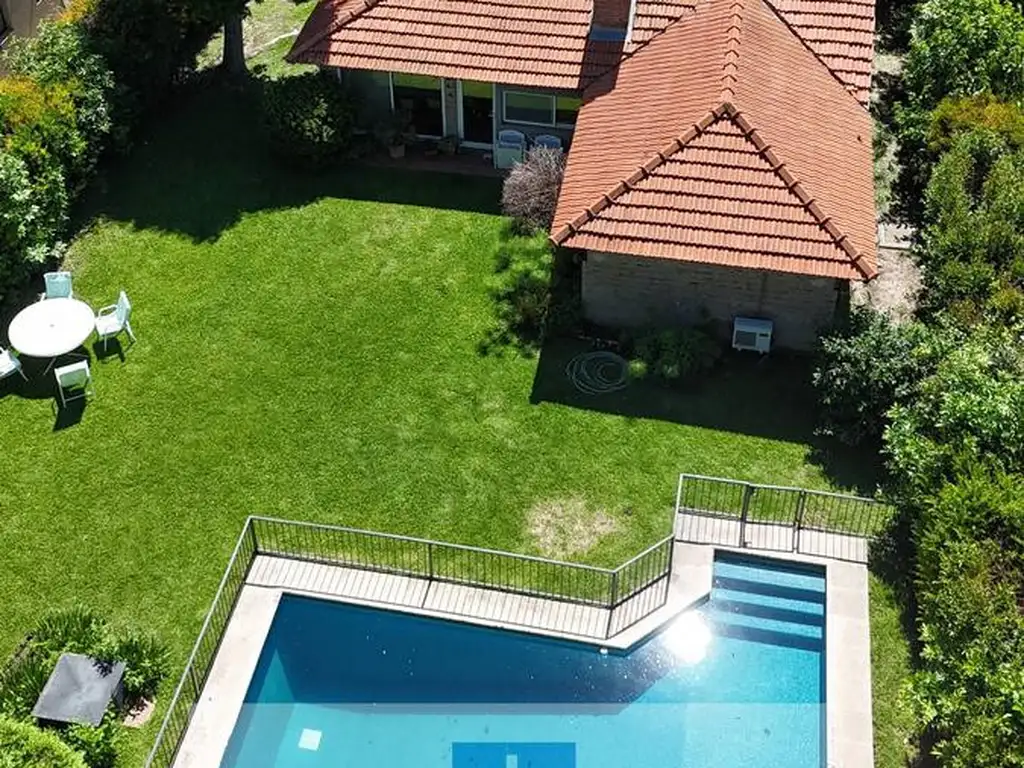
502 90 580 129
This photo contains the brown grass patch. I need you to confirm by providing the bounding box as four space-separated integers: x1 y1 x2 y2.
527 496 619 560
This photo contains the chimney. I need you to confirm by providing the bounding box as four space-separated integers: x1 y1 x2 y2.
592 0 632 32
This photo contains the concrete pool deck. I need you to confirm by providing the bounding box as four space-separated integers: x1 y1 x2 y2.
171 544 873 768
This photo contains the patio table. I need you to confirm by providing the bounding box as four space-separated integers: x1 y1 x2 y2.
8 298 95 374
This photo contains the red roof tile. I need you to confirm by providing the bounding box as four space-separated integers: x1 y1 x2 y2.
551 0 877 281
288 0 601 90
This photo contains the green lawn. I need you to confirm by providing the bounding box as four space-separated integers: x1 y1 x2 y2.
0 83 910 765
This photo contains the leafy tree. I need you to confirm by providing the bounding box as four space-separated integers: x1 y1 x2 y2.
812 309 947 447
917 129 1024 323
893 0 1024 221
0 716 87 768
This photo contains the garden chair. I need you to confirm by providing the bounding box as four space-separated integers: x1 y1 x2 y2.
54 360 93 409
0 346 27 383
94 291 136 351
40 271 73 301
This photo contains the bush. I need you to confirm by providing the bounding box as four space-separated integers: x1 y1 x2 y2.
812 309 945 447
262 72 356 167
885 326 1024 496
2 19 113 182
0 716 87 768
893 0 1024 221
625 326 720 384
61 717 122 768
483 233 554 353
501 147 565 233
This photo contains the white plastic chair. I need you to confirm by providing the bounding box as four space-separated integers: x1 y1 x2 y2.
0 346 27 383
54 360 92 408
95 291 136 351
40 271 73 301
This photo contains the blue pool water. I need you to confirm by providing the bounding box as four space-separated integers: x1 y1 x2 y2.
221 553 826 768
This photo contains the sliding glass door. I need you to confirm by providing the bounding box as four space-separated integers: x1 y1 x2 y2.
459 80 494 147
391 73 444 137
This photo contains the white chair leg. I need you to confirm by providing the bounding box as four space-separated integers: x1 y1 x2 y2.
17 367 27 382
125 323 136 343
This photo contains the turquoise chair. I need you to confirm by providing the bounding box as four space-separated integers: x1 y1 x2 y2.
0 346 26 383
95 291 136 351
41 271 73 300
54 360 92 408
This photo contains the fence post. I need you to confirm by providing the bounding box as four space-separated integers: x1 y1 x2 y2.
247 518 259 555
793 491 807 552
426 541 434 580
739 484 753 547
605 570 620 639
189 667 201 698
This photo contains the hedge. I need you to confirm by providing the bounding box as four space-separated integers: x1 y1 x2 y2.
0 716 88 768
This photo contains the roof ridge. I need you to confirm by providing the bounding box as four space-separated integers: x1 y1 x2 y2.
720 0 745 103
287 0 383 61
728 109 875 278
551 105 729 244
759 0 870 111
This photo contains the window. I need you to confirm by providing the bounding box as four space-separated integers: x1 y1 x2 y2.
555 95 581 127
503 91 581 127
390 73 444 137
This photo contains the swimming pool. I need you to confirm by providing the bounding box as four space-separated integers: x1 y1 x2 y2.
220 552 826 768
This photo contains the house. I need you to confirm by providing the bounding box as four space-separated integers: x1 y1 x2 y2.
288 0 877 350
0 0 66 47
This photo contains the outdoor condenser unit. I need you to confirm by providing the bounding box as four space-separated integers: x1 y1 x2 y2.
732 317 773 353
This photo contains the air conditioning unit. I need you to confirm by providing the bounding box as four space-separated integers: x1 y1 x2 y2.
732 317 773 353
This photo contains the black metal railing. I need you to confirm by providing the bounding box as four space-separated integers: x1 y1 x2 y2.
675 473 893 561
144 517 675 768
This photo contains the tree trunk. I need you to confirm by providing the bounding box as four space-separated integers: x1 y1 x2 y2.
222 14 246 75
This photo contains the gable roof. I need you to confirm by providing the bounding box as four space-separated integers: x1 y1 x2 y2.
289 0 874 104
550 0 877 281
287 0 618 90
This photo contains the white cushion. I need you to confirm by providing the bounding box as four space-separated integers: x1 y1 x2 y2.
95 314 123 336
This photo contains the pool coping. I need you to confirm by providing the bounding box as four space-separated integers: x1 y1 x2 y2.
171 544 872 768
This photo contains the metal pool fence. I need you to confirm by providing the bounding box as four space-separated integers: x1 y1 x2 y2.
143 517 675 768
674 473 893 562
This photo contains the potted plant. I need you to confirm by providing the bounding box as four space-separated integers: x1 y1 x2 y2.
437 134 459 156
376 111 413 159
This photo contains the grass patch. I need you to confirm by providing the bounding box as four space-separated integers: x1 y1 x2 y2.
0 82 887 764
869 574 918 768
197 0 316 70
527 497 620 560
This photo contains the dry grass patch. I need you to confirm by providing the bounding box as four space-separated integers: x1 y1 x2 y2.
527 497 620 560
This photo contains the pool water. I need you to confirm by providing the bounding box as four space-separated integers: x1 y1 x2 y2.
221 553 826 768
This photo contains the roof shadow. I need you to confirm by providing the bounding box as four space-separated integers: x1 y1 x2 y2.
529 337 882 495
74 78 502 244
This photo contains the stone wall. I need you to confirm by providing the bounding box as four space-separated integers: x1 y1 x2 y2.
582 251 846 350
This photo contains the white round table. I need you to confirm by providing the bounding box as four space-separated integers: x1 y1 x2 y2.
8 298 95 360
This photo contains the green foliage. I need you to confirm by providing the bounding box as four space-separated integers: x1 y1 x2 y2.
910 470 1024 767
893 0 1024 220
625 326 721 384
812 309 945 447
61 717 122 768
2 19 113 181
928 94 1024 155
0 716 87 768
885 326 1024 497
261 72 356 167
917 130 1024 323
0 606 169 768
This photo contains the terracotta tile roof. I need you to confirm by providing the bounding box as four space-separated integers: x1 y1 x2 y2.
551 0 877 281
288 0 601 90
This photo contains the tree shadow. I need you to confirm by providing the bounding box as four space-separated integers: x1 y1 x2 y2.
529 337 884 495
73 78 503 244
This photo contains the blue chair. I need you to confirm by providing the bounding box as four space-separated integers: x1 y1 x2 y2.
495 129 527 169
41 271 73 300
533 134 563 150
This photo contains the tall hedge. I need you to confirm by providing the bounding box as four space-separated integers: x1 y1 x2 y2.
0 716 88 768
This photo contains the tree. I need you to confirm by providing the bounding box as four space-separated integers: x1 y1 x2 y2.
222 11 246 75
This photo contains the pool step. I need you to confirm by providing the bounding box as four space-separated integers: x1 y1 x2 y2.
709 556 825 652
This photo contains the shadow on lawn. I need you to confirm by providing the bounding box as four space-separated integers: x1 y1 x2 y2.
529 337 884 496
76 79 503 243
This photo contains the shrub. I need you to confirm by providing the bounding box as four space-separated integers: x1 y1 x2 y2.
61 716 122 768
261 72 356 167
501 147 566 234
0 716 87 768
811 309 945 447
928 94 1024 155
484 233 554 353
893 0 1024 221
885 326 1024 496
2 19 113 181
96 630 170 703
626 326 720 384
